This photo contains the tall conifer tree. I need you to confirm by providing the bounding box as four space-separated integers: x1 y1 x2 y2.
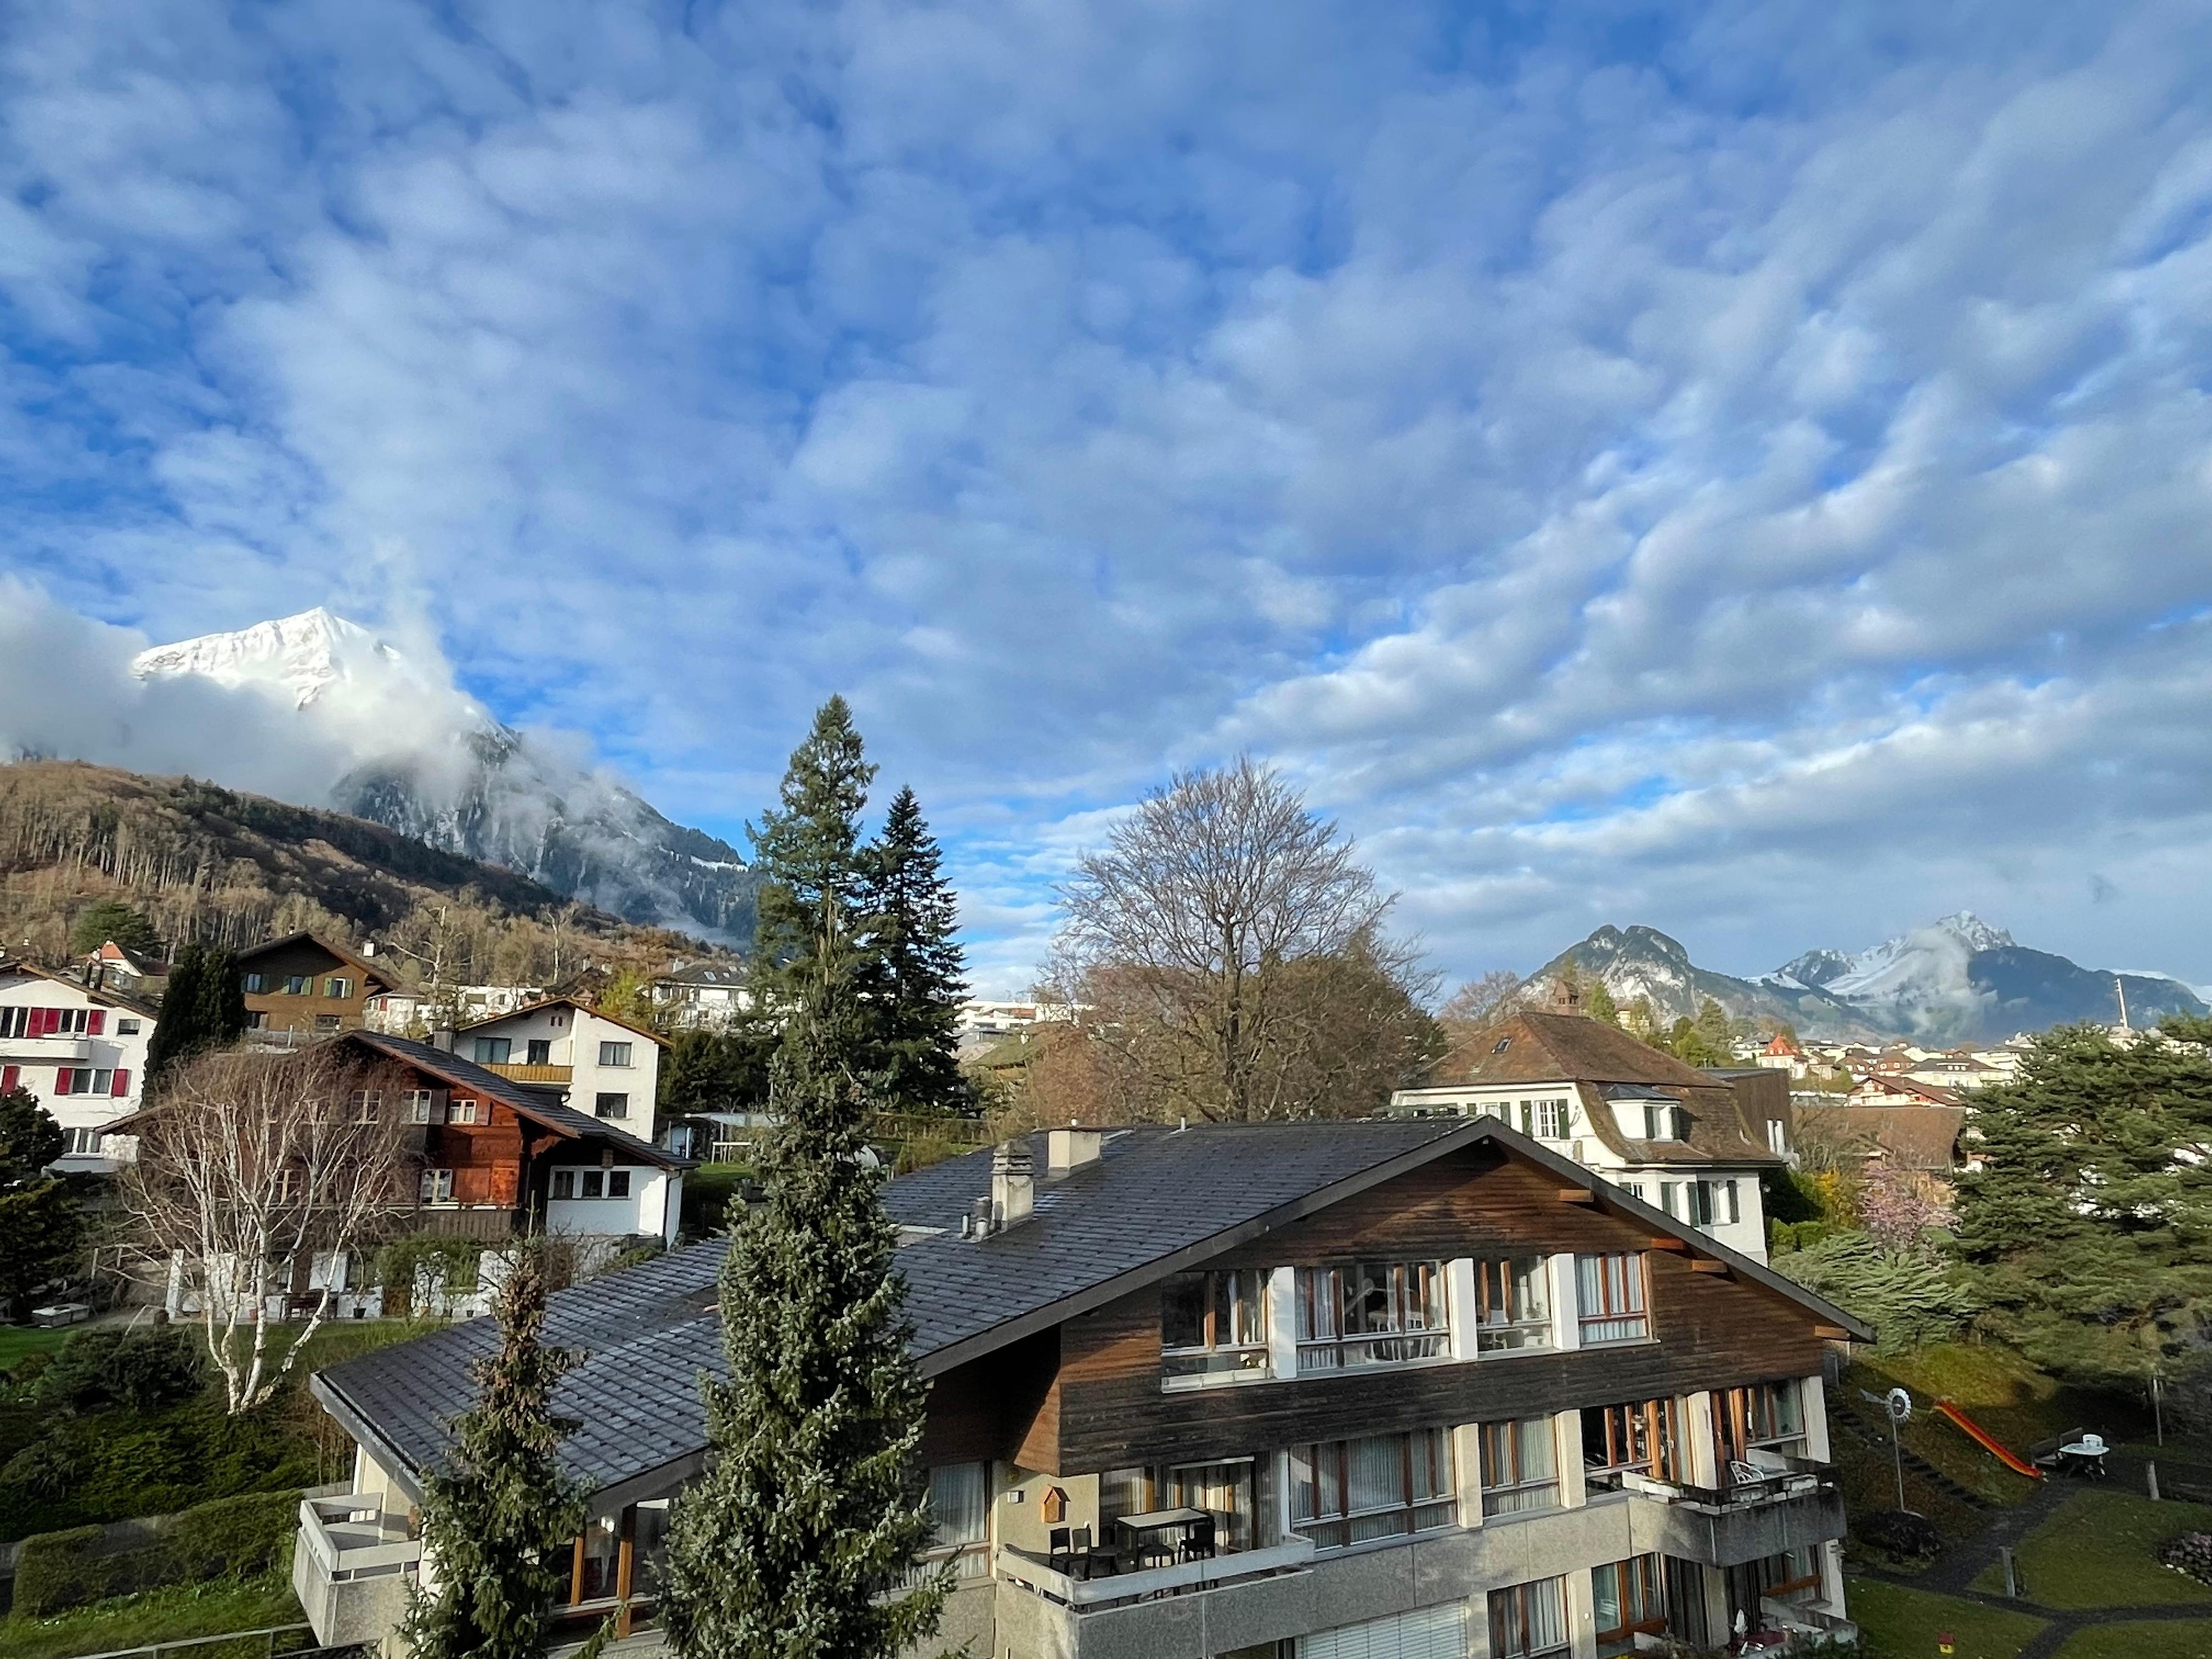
398 1239 598 1659
661 701 946 1659
863 786 972 1117
145 944 250 1082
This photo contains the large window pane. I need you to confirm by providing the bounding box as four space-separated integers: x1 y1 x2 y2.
1295 1262 1449 1372
1491 1577 1570 1659
1290 1430 1457 1550
1161 1272 1207 1350
1481 1418 1559 1516
1576 1252 1651 1344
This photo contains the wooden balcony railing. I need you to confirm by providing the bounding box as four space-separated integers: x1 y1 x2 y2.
483 1062 573 1084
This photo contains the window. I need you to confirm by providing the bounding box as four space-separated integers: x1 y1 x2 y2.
283 975 310 995
420 1169 454 1203
551 1170 575 1199
1159 1269 1268 1380
404 1090 444 1124
473 1037 513 1064
1489 1577 1570 1659
1581 1398 1683 1487
1593 1555 1667 1656
1576 1253 1650 1344
1104 1460 1260 1554
1716 1380 1807 1471
919 1463 990 1579
1493 1037 1511 1054
599 1041 633 1067
595 1092 630 1120
1767 1119 1789 1155
1296 1260 1448 1372
1641 1102 1683 1141
348 1090 382 1123
314 1014 342 1032
527 1039 552 1065
1523 1098 1567 1139
449 1098 482 1125
607 1171 630 1199
274 1169 303 1203
1726 1547 1822 1623
1672 1179 1740 1231
1290 1428 1455 1548
1474 1254 1552 1352
241 973 267 994
69 1127 105 1156
582 1171 605 1198
246 1011 268 1030
117 1018 140 1035
1480 1418 1559 1516
53 1068 115 1096
325 977 352 999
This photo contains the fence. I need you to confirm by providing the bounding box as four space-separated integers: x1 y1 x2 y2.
73 1624 361 1659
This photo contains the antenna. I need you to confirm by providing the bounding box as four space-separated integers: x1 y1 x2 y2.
2116 975 2130 1032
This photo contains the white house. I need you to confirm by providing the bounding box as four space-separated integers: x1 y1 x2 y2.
649 960 753 1030
1387 1010 1790 1261
454 997 668 1146
0 964 157 1172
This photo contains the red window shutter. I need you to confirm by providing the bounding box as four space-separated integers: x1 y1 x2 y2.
1 1066 15 1092
54 1068 72 1094
87 1009 105 1035
111 1069 131 1097
27 1008 46 1037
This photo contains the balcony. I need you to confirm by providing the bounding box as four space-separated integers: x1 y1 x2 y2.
0 1036 92 1062
995 1536 1318 1659
1618 1462 1846 1567
484 1062 573 1084
293 1494 421 1647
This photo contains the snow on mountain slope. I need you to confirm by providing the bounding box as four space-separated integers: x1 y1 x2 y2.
132 610 756 943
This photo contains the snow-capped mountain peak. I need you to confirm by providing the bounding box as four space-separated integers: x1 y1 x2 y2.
131 607 431 712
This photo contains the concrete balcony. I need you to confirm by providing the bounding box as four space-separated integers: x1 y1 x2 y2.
0 1037 93 1062
994 1536 1318 1659
485 1062 573 1085
294 1494 422 1648
1618 1465 1846 1568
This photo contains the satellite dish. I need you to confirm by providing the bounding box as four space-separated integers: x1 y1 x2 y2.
1886 1386 1913 1425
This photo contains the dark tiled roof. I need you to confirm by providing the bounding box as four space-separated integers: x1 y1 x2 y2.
1460 1011 1718 1089
234 931 397 990
455 996 669 1048
313 1118 1869 1502
1804 1104 1968 1170
345 1032 689 1170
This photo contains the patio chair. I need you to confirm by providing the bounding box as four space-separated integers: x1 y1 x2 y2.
1178 1515 1218 1562
1047 1526 1073 1573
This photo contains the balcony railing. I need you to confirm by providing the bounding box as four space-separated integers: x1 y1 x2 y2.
294 1495 421 1648
483 1062 573 1084
1621 1457 1837 1513
996 1533 1316 1611
1295 1331 1449 1373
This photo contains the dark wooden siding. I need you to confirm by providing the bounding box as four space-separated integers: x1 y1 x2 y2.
1003 1147 1827 1474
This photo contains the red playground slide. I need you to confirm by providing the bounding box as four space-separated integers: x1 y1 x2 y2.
1934 1399 2044 1479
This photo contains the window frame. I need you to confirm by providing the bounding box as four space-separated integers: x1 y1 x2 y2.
283 974 310 996
598 1040 633 1068
1295 1259 1450 1373
551 1170 576 1199
917 1462 992 1581
1159 1268 1269 1383
1289 1427 1457 1550
1479 1417 1560 1517
420 1168 454 1204
325 976 352 1000
594 1092 630 1121
1581 1398 1683 1487
1473 1254 1553 1353
1489 1576 1571 1659
1575 1252 1651 1344
1593 1554 1668 1656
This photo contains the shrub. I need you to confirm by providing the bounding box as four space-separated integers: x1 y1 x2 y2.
13 1525 128 1617
35 1326 204 1413
160 1489 300 1582
10 1489 302 1617
1772 1230 1978 1351
2163 1531 2212 1587
2 1437 80 1498
1857 1506 1944 1562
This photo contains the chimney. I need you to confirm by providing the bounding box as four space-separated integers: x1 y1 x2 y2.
990 1142 1035 1230
429 1028 457 1053
1047 1127 1103 1173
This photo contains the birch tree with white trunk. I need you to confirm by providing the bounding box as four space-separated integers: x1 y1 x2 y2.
122 1045 411 1414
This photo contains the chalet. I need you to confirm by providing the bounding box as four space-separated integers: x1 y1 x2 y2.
238 934 397 1039
1844 1074 1962 1109
82 939 169 1001
336 1032 690 1246
1386 1012 1790 1261
0 964 156 1171
297 1119 1867 1658
648 960 753 1031
453 997 669 1148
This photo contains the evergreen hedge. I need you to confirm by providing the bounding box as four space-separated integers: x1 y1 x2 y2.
12 1489 302 1618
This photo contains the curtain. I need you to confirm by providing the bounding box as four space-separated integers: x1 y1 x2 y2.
928 1462 988 1549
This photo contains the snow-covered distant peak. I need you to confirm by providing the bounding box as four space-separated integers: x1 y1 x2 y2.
131 607 427 712
1928 911 2015 952
1824 911 2013 1008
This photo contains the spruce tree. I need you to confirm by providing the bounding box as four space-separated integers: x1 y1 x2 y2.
144 945 208 1081
861 786 972 1118
661 702 946 1659
398 1238 596 1659
1583 979 1620 1026
0 1088 80 1321
196 946 249 1047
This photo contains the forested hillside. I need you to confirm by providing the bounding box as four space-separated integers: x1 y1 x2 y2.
0 760 708 985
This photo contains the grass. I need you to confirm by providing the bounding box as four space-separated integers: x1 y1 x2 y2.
0 1328 72 1370
1844 1576 2047 1659
1969 1489 2212 1609
0 1572 303 1659
2047 1618 2212 1658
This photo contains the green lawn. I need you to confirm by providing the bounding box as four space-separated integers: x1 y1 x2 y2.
0 1573 304 1659
1845 1576 2047 1659
1969 1489 2212 1609
2048 1619 2212 1658
0 1327 74 1370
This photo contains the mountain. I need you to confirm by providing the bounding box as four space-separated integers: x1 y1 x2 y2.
0 759 690 979
1524 912 2208 1042
131 609 758 944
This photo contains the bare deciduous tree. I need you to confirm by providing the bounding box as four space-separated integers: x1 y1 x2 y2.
122 1045 411 1414
1052 759 1440 1121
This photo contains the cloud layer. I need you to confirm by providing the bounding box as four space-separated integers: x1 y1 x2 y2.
4 1 2211 993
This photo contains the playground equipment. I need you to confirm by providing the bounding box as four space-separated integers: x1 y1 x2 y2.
1933 1398 2045 1479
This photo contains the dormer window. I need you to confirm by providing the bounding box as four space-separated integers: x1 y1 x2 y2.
1641 1103 1684 1141
1492 1037 1511 1054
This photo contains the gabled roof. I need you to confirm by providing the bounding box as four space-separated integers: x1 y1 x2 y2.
1802 1104 1968 1171
656 960 747 989
455 996 669 1048
1854 1073 1964 1107
89 941 167 978
312 1117 1870 1506
1462 1011 1719 1090
234 932 396 991
0 963 161 1019
342 1032 688 1170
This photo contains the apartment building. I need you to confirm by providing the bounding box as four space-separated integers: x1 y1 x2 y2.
297 1118 1865 1658
452 997 667 1146
0 963 156 1171
1386 1012 1790 1261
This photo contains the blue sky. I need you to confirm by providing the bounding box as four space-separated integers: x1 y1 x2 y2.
5 0 2212 995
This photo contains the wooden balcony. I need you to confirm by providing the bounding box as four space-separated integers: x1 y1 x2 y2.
484 1062 573 1084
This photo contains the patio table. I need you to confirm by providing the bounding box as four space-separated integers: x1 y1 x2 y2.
1114 1507 1207 1570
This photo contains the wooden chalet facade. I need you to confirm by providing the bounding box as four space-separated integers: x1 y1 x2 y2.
238 933 397 1039
300 1119 1866 1659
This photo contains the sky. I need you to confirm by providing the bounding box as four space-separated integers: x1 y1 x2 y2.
4 0 2212 997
